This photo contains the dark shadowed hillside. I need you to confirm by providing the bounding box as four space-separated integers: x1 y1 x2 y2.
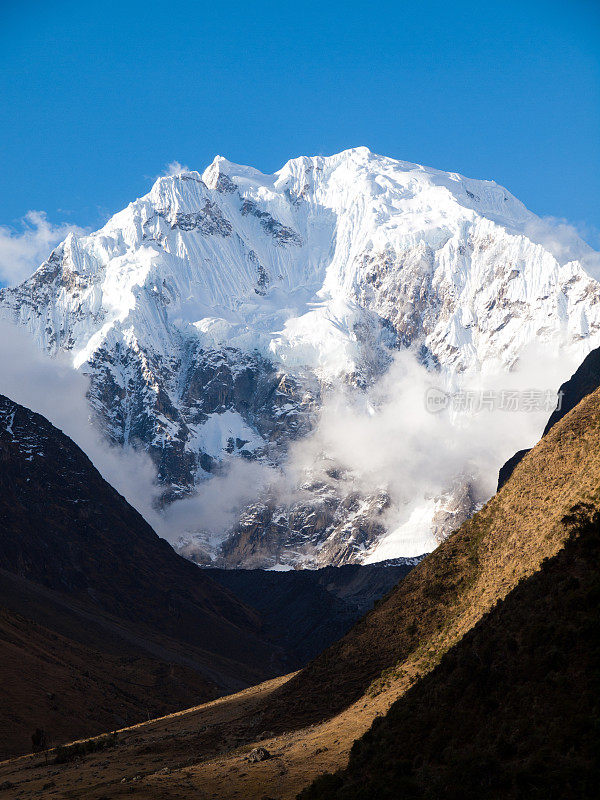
209 561 415 667
0 394 281 756
0 394 413 758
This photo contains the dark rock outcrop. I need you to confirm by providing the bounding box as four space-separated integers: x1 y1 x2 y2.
208 561 416 669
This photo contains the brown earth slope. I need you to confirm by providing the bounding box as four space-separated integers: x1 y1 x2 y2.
2 377 600 798
0 394 283 757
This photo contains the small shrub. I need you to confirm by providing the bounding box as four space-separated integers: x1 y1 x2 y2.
54 732 118 764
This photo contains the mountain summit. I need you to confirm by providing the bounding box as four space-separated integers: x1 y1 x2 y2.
2 148 600 566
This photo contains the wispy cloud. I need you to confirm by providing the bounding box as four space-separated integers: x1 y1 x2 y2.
0 317 273 549
163 160 191 176
282 344 578 559
157 343 579 560
523 215 600 278
0 211 87 288
0 315 581 562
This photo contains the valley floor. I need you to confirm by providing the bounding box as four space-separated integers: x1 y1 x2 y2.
0 661 423 800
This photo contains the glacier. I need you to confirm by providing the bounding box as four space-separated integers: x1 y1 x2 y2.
1 146 600 567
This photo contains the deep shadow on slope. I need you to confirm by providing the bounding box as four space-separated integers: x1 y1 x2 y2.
0 597 215 760
0 393 414 758
2 380 600 797
0 394 282 756
209 562 414 668
0 394 266 662
301 503 600 800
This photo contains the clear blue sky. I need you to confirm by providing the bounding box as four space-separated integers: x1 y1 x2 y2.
1 0 599 244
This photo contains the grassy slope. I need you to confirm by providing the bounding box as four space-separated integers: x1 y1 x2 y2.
301 507 600 800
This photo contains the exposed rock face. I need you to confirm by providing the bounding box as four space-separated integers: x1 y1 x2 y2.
200 485 392 569
430 483 478 544
2 147 600 566
247 747 271 763
542 345 600 434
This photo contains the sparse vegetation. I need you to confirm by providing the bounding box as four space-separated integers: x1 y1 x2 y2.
54 732 118 764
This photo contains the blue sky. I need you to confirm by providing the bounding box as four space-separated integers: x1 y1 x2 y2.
0 0 599 256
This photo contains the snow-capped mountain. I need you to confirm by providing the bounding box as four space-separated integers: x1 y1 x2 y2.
2 147 600 567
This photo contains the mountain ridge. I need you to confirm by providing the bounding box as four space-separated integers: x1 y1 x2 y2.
497 343 600 489
0 392 277 756
301 504 600 800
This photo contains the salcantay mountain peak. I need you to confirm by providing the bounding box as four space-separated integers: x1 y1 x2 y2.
2 147 600 568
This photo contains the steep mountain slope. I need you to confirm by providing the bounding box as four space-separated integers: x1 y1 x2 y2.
0 594 215 760
302 507 600 800
542 345 600 433
0 394 274 669
5 356 599 798
2 148 600 566
0 393 279 755
248 379 600 727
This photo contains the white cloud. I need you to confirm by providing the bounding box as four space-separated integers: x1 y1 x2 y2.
0 211 87 288
0 318 160 524
163 160 191 176
0 317 277 551
523 215 600 278
154 344 581 562
0 315 581 564
284 344 578 559
158 459 279 551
